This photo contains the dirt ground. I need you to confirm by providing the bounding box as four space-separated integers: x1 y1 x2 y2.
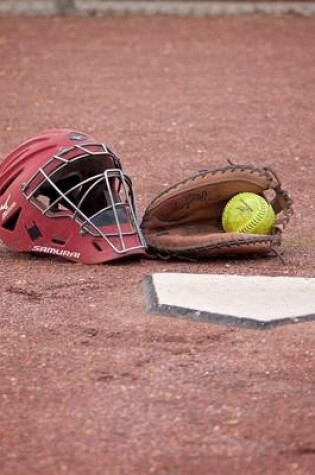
0 14 314 475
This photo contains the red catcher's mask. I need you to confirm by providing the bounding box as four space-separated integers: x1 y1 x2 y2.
0 129 146 264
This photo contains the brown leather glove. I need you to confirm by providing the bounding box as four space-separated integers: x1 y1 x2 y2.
141 164 293 259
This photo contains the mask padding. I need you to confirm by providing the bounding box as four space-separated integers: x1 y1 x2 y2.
36 173 82 211
55 173 82 203
2 208 21 231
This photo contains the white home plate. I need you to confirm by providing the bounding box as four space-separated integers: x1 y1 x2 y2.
143 273 315 328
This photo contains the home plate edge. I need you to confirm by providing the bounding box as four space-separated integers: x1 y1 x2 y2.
142 273 315 330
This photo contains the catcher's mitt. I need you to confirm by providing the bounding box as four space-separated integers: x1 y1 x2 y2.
141 164 293 259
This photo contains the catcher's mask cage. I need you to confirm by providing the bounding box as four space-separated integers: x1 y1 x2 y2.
0 130 146 264
21 143 146 259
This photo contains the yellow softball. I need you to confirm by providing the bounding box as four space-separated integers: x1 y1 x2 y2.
222 192 276 235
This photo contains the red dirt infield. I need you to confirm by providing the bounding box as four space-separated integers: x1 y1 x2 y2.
0 14 314 475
